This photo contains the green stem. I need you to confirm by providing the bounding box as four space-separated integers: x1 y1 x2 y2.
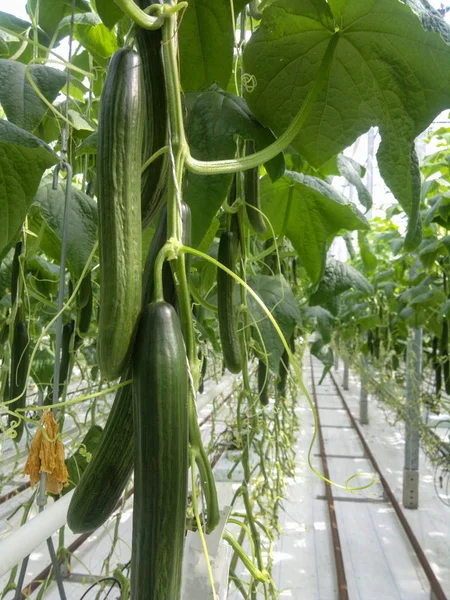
113 0 164 29
160 13 220 535
184 33 339 175
141 145 169 175
190 283 218 313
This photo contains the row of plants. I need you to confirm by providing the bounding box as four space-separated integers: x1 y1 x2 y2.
1 0 450 597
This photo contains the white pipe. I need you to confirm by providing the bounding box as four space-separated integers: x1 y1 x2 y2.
0 489 74 577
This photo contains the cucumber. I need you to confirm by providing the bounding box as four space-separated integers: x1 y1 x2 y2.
199 350 207 394
45 321 74 405
441 318 450 395
432 335 441 395
67 375 133 533
7 320 29 441
131 302 189 600
244 140 266 234
77 283 93 338
136 0 169 229
142 202 191 307
78 272 92 310
97 48 144 380
61 425 103 495
277 348 289 397
258 359 269 406
217 231 242 374
10 241 22 306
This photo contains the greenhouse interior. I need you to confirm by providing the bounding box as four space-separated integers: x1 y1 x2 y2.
0 0 450 598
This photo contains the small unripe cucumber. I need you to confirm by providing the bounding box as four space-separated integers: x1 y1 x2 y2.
8 320 29 441
97 48 144 380
244 140 266 234
258 359 269 406
217 231 242 374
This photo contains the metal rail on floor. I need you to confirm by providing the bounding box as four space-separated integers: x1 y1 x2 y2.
309 355 349 600
328 367 448 600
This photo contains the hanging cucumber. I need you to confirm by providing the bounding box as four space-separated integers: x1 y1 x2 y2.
277 348 289 397
45 321 75 405
97 48 144 381
10 241 22 306
7 320 29 441
78 272 92 310
217 231 242 374
131 302 189 600
258 359 269 406
67 375 133 533
432 335 441 395
77 282 93 339
199 350 207 394
136 0 169 229
432 337 441 394
441 318 450 395
142 202 191 307
244 140 266 234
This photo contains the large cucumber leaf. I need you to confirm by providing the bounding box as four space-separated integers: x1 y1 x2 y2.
0 119 58 257
260 171 369 285
243 0 450 247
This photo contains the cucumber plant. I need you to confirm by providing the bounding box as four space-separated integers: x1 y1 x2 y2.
1 0 450 598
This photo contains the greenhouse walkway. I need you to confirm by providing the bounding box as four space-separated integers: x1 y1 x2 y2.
247 356 450 600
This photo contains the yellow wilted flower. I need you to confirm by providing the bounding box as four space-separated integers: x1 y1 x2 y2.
23 410 69 495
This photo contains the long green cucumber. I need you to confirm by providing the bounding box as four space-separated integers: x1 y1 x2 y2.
441 318 450 394
432 335 441 395
45 321 74 405
217 231 242 374
131 302 189 600
277 348 289 397
97 48 144 380
136 0 169 229
244 140 266 234
67 375 133 533
258 359 269 406
10 241 22 306
8 320 29 441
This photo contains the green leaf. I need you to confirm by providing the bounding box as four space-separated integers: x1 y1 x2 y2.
179 0 234 91
248 274 302 372
337 154 372 212
58 13 118 59
26 0 91 38
95 0 124 29
310 337 334 383
76 131 97 156
0 11 51 47
310 258 374 306
357 232 377 273
403 146 422 250
0 60 66 131
0 247 14 297
0 119 58 256
260 171 369 285
302 305 334 344
243 0 450 232
67 110 95 134
31 180 98 279
183 84 285 247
